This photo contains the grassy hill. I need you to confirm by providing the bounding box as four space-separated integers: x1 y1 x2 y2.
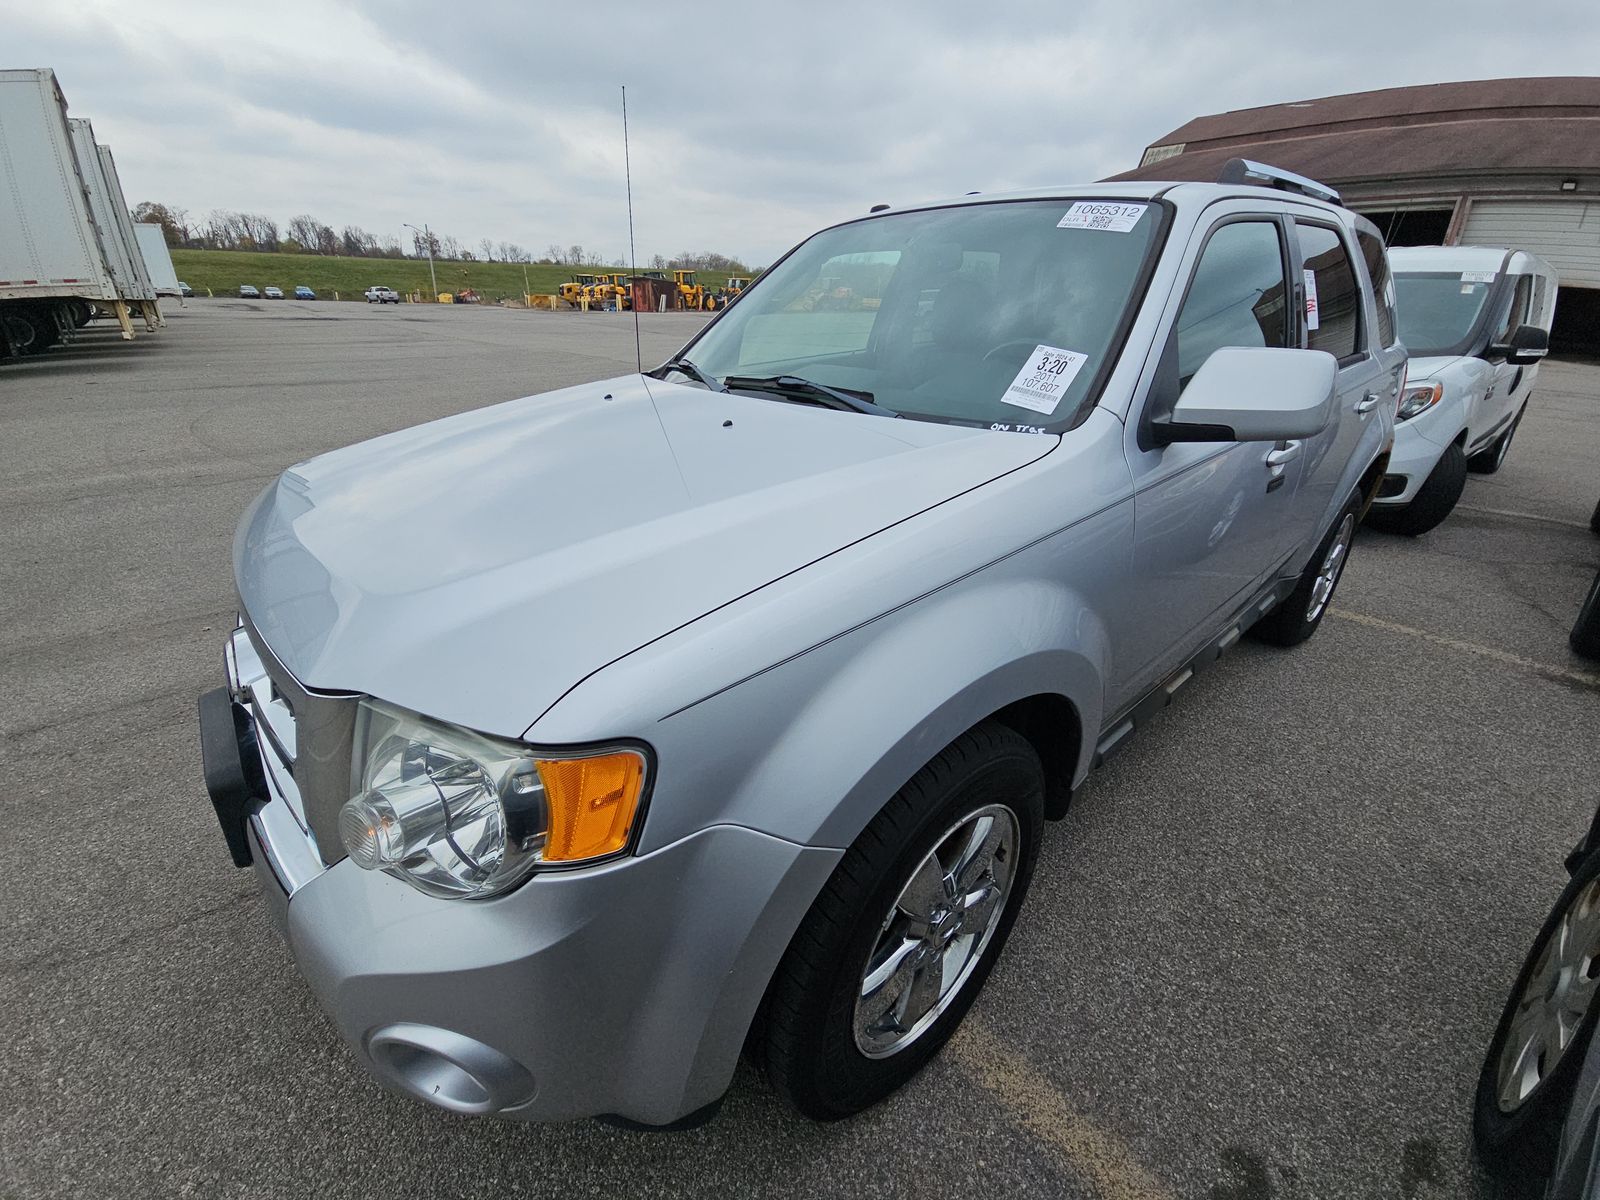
169 248 633 301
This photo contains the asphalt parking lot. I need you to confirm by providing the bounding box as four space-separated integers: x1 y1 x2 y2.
3 300 1598 1199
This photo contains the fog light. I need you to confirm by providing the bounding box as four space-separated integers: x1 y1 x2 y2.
366 1024 536 1114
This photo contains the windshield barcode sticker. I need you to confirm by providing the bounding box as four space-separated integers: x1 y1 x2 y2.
999 345 1088 415
1461 270 1497 283
1057 202 1146 233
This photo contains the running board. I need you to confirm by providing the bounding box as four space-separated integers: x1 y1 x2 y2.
1091 578 1296 769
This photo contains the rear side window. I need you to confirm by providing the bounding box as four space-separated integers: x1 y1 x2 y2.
1356 231 1397 348
1296 223 1361 360
1174 220 1289 388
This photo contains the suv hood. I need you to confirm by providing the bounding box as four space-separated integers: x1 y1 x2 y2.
236 376 1053 737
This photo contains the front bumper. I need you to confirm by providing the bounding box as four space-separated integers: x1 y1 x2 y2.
1369 415 1450 507
199 633 839 1125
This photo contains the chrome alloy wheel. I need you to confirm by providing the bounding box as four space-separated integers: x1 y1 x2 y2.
1497 877 1600 1112
853 804 1019 1059
1307 513 1355 623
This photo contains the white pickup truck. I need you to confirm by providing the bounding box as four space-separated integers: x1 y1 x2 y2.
365 285 399 304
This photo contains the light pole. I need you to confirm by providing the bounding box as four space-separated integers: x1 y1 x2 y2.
403 222 438 301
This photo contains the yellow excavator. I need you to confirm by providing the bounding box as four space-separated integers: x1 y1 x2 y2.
559 273 598 308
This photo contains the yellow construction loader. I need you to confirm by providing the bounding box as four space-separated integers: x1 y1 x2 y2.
559 273 598 308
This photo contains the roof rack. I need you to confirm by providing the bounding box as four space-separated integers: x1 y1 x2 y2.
1216 158 1341 205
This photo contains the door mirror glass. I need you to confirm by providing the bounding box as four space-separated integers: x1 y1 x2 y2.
1490 323 1548 365
1157 346 1336 443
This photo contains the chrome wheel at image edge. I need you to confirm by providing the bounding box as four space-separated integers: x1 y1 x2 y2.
1496 876 1600 1113
1306 513 1355 623
854 804 1019 1058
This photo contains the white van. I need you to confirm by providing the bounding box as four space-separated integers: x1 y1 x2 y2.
1370 246 1558 535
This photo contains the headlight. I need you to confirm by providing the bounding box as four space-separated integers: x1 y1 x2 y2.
338 699 648 899
1397 382 1443 422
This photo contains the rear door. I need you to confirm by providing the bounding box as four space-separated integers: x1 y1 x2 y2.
1289 219 1388 533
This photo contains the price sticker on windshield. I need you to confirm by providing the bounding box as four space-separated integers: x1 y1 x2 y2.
1058 202 1147 233
999 345 1088 415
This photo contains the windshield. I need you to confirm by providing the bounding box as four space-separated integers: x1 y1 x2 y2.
1394 271 1497 356
680 199 1164 428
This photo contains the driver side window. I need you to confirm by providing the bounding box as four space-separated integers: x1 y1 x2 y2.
1175 221 1289 390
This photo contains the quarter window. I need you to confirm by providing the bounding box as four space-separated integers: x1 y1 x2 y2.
1174 221 1289 389
1295 223 1361 360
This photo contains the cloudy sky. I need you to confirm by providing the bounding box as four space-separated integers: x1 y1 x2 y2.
8 0 1600 265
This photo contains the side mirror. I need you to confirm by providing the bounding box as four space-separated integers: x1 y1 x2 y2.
1489 323 1549 366
1152 346 1337 445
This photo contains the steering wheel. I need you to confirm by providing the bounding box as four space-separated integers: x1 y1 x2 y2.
981 339 1041 363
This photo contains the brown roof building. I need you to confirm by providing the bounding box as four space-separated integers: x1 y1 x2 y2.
1110 78 1600 347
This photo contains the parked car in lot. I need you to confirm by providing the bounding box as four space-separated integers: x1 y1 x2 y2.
365 285 399 304
263 286 284 300
1366 246 1557 535
238 284 259 299
1475 797 1600 1196
200 160 1400 1128
178 281 193 297
294 286 316 300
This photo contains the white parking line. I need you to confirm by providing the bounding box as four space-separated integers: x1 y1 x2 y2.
1454 502 1592 531
1329 609 1600 689
949 1019 1173 1200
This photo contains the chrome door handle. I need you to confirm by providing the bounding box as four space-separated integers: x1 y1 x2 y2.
1265 440 1302 468
1355 393 1382 414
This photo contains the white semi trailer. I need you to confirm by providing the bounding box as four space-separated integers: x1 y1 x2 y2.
133 223 183 300
0 67 135 355
68 117 161 330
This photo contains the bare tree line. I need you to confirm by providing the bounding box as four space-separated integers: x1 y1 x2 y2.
129 201 754 272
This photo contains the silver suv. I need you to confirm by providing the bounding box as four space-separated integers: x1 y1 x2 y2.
200 160 1400 1127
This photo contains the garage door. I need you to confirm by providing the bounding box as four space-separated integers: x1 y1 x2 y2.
1460 200 1600 288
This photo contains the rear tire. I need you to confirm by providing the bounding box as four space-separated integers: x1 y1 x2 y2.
759 721 1044 1120
1470 405 1525 474
1474 846 1600 1178
1365 441 1467 536
1571 570 1600 661
1250 495 1361 648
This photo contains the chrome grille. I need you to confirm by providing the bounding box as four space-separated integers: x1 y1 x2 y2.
227 618 360 867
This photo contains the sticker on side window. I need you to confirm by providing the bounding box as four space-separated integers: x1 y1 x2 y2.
999 345 1088 415
1304 269 1320 331
1461 270 1497 283
1057 202 1146 233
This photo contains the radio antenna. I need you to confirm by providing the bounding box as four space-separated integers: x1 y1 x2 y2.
622 85 642 374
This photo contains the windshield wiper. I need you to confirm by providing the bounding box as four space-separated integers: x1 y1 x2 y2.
653 356 726 392
722 374 899 418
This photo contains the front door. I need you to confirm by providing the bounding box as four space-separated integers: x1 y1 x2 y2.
1117 212 1306 712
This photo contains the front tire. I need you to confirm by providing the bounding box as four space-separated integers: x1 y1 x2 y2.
1250 494 1360 647
758 721 1044 1119
1474 846 1600 1178
1365 440 1467 536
